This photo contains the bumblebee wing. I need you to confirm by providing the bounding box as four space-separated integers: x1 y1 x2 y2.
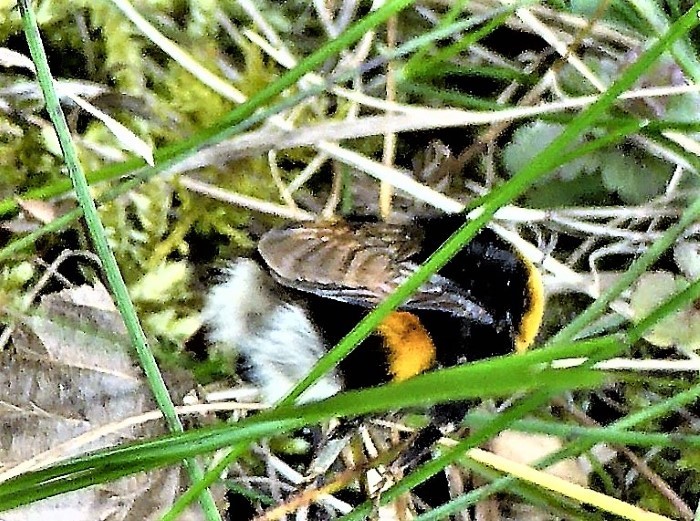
395 263 495 326
266 261 494 326
259 222 494 325
258 221 420 294
266 270 381 307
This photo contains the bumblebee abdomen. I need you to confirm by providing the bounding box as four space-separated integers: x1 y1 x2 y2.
415 216 545 355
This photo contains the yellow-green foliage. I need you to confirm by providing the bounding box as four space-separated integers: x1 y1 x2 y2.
0 2 300 347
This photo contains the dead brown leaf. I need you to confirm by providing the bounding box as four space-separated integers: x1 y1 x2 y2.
1 283 224 520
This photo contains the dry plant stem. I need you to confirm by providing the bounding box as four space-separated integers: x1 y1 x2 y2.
645 166 686 234
236 0 286 51
588 243 645 299
312 0 359 39
630 134 697 174
335 0 358 35
561 189 687 266
555 206 681 219
321 163 344 219
478 4 699 165
549 217 666 241
553 356 700 372
253 426 420 521
484 139 497 187
528 2 640 47
286 152 329 194
178 176 315 221
262 449 353 514
455 55 552 168
34 259 73 287
576 163 694 276
516 4 606 90
254 465 366 521
22 250 101 307
431 431 676 521
237 2 374 186
467 0 640 49
337 31 375 120
258 442 284 508
454 2 594 170
475 497 498 521
233 476 295 493
237 2 379 210
359 424 414 520
336 28 376 78
620 452 693 521
165 82 700 178
466 446 673 521
314 0 339 38
445 465 469 521
267 150 299 209
379 14 398 221
661 165 686 203
555 398 694 521
565 214 630 267
347 73 363 120
472 42 519 71
113 0 246 103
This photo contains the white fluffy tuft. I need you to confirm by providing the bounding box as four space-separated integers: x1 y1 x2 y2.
201 259 274 346
202 259 342 404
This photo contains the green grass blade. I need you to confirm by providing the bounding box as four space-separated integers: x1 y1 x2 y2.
16 1 220 517
0 337 609 510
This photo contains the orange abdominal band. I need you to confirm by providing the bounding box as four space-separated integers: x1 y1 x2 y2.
515 255 546 353
377 311 436 382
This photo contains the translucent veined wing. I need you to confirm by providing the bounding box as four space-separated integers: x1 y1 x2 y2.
258 220 494 325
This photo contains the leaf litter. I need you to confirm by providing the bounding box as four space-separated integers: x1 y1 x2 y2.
1 283 224 520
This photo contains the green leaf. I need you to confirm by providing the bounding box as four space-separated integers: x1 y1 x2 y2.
600 149 671 204
503 122 598 182
630 272 700 351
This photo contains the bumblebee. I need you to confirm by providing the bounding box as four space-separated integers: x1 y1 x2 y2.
202 213 545 404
